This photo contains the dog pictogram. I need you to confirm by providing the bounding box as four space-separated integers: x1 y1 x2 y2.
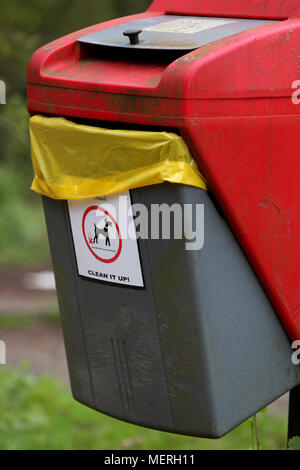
93 218 113 246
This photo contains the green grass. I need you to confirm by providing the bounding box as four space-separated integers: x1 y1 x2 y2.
42 304 61 325
0 365 289 450
0 315 37 329
0 307 60 329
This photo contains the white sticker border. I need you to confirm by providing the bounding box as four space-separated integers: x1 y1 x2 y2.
67 191 145 288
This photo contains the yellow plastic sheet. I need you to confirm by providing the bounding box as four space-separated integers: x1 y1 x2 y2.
30 115 206 200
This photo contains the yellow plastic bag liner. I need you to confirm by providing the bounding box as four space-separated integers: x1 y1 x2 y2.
30 115 207 200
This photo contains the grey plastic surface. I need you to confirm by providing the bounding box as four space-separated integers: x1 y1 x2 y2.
78 15 275 52
42 183 300 438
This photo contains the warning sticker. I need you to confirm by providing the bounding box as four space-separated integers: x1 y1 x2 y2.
68 190 144 287
144 18 236 35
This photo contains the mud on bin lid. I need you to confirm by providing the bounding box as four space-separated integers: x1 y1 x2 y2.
78 15 275 53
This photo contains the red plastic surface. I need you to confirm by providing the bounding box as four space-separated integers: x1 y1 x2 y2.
149 0 300 19
27 1 300 340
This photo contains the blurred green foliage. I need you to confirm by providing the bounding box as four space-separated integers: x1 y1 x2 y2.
0 0 151 97
0 0 151 267
0 307 59 329
288 436 300 450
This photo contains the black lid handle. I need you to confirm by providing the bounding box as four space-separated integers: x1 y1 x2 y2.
123 28 142 45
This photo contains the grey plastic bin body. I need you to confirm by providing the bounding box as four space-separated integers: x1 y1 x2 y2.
42 183 300 438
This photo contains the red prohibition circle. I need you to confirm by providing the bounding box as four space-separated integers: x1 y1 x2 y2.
82 205 122 263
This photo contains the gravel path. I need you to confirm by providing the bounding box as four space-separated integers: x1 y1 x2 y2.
0 318 69 383
0 267 57 314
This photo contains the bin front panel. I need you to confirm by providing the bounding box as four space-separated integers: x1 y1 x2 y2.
42 184 300 437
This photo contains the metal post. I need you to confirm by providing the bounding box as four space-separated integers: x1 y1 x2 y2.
288 384 300 442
